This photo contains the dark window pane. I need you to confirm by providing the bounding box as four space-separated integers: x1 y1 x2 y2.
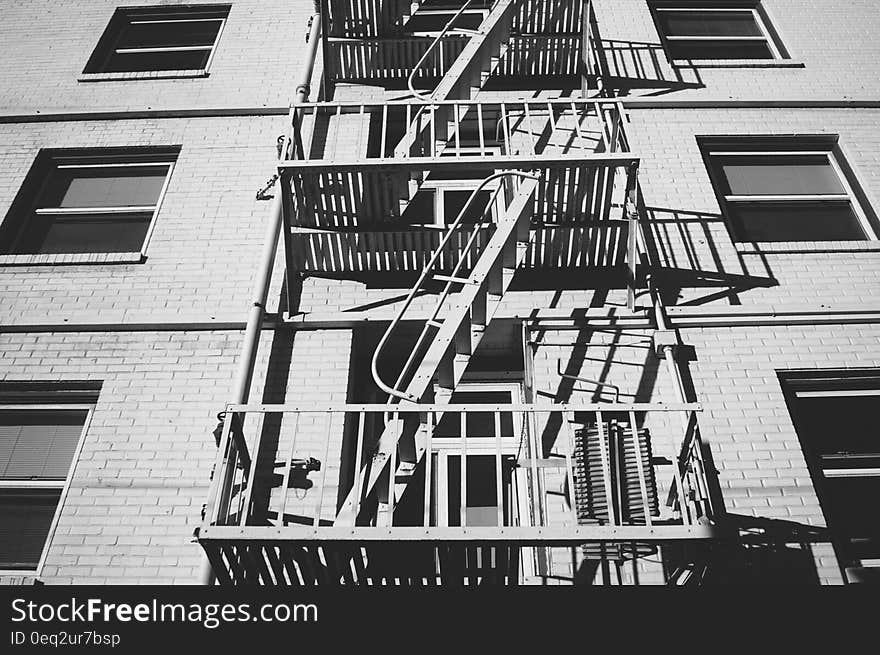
41 166 169 209
403 188 436 224
715 155 844 196
447 455 500 527
116 19 222 49
786 387 880 563
429 166 493 180
86 8 227 73
729 201 865 241
422 0 490 9
445 190 492 224
100 48 212 72
435 390 515 438
0 489 61 569
14 212 153 254
820 477 880 560
0 410 87 479
667 40 773 60
659 10 762 37
789 395 875 457
786 388 880 562
407 12 484 32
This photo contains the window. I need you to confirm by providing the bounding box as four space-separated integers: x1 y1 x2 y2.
430 384 525 529
0 148 177 256
700 137 875 242
0 387 94 571
651 2 785 60
781 371 880 575
405 143 503 227
405 6 488 35
84 5 229 74
405 182 497 227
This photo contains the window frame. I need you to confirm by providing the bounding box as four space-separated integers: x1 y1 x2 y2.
0 402 94 575
427 380 536 578
415 142 504 228
650 1 787 62
699 136 877 243
83 5 230 77
0 148 178 259
780 371 880 575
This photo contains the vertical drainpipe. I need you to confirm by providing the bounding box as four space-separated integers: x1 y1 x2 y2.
197 2 323 586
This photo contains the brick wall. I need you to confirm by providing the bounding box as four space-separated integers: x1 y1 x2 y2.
0 329 245 584
630 107 880 307
0 1 315 114
592 0 880 101
0 0 320 585
1 0 878 586
0 116 292 326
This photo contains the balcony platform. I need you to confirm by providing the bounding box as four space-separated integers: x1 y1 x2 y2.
199 403 719 586
289 222 630 273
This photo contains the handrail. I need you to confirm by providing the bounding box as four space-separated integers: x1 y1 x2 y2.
371 169 540 403
387 185 500 398
407 0 478 101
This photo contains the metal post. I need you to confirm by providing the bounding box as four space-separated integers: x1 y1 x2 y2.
198 7 323 586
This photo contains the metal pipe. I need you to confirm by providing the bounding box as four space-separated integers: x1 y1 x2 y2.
198 8 323 586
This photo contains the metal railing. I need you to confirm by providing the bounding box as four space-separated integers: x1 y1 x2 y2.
287 98 629 161
202 402 715 538
324 0 583 39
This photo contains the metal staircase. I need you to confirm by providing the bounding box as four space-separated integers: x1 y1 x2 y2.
197 1 723 587
336 170 539 523
395 0 522 201
332 0 559 526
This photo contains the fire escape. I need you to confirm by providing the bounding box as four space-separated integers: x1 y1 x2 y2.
198 0 721 585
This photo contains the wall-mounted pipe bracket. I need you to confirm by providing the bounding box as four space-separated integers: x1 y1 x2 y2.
652 329 679 357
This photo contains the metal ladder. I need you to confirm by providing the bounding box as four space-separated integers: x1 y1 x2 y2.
393 0 524 207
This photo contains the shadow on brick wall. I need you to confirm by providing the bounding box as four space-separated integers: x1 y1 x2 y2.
591 38 704 97
642 205 778 306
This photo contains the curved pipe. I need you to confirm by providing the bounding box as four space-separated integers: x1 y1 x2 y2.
407 0 478 102
371 169 540 403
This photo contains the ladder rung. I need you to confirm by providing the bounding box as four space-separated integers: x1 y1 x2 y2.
433 274 477 286
426 319 444 328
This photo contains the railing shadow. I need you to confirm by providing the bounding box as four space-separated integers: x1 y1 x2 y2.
697 514 830 585
247 328 295 526
591 39 703 96
641 205 778 306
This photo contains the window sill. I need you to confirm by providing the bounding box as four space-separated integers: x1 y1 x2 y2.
736 240 880 254
672 59 805 69
78 69 210 82
0 252 145 266
0 572 39 583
